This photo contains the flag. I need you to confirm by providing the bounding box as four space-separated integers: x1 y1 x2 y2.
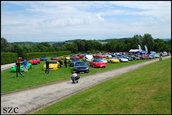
138 45 142 52
144 45 148 53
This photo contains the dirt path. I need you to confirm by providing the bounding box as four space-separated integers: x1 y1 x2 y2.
1 63 15 71
1 56 171 114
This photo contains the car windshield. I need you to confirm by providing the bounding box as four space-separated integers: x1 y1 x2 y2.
49 61 57 64
75 62 87 66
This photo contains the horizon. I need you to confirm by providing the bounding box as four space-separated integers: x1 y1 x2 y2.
2 1 171 42
8 37 171 43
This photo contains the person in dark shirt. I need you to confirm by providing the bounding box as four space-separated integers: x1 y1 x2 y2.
64 58 67 68
45 60 50 74
58 60 63 68
16 60 24 77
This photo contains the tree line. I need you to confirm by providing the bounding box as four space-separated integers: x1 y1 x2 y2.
1 33 171 56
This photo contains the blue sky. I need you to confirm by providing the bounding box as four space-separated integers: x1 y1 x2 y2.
1 1 171 42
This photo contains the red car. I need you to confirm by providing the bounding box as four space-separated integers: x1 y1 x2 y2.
71 55 80 59
78 54 84 58
29 58 40 64
89 59 106 68
51 56 59 60
93 54 104 58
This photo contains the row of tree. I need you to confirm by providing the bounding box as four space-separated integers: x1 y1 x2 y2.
1 33 171 56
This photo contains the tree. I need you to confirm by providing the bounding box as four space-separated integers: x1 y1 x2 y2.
1 37 9 52
142 33 154 52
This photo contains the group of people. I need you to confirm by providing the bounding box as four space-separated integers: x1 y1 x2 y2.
44 58 68 74
16 57 80 84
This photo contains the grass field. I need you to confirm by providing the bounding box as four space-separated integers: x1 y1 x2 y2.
35 58 171 114
1 57 157 93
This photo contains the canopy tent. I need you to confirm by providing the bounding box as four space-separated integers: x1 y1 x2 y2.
129 49 139 53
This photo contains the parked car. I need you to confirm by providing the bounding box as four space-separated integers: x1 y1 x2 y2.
105 57 120 63
43 61 59 70
89 59 106 68
103 54 112 58
69 58 81 67
93 54 104 58
71 55 80 59
51 56 59 60
74 61 89 73
61 56 70 60
78 54 85 58
96 58 108 64
116 56 129 62
11 62 32 72
121 55 133 61
83 54 93 61
40 56 47 61
29 58 40 64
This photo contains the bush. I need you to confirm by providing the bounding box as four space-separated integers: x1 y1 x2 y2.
1 52 18 65
23 51 71 60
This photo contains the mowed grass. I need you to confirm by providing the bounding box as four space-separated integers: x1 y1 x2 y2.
1 57 157 93
35 58 171 114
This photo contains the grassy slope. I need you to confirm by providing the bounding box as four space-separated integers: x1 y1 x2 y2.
35 58 171 114
1 57 156 93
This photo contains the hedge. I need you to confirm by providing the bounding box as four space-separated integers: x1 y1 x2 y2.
23 51 71 60
1 52 18 65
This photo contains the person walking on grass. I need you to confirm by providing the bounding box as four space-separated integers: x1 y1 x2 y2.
71 71 79 84
45 60 49 74
16 60 24 78
64 58 67 68
159 53 162 61
23 59 28 72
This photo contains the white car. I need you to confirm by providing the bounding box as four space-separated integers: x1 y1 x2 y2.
83 54 93 62
117 57 129 62
103 54 112 58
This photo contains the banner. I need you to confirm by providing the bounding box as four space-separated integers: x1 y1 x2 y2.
138 45 142 52
144 45 148 53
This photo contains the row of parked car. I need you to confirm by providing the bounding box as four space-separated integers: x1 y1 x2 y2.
11 51 169 73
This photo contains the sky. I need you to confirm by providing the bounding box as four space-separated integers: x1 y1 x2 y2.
1 1 171 42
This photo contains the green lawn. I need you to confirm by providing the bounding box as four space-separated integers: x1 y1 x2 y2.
35 58 171 114
1 57 157 93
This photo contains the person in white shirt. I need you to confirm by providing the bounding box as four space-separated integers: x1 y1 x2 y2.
71 71 78 84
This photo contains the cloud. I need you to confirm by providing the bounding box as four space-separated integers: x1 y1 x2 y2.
1 1 171 42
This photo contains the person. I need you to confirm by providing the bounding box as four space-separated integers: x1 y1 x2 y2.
16 60 24 77
45 60 49 74
71 71 78 84
58 59 63 68
23 59 28 72
64 58 67 68
159 53 162 61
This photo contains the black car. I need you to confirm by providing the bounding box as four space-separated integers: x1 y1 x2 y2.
74 61 89 73
68 58 79 64
70 58 81 67
40 56 47 61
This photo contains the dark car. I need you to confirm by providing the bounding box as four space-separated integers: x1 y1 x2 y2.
122 55 133 61
69 58 81 67
74 61 89 73
68 58 79 64
40 56 47 61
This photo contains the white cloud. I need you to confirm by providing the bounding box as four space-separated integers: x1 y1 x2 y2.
1 1 171 42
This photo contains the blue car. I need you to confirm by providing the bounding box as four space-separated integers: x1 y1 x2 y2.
40 56 47 61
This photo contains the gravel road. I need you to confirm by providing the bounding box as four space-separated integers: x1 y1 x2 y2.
1 63 15 71
1 56 170 114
